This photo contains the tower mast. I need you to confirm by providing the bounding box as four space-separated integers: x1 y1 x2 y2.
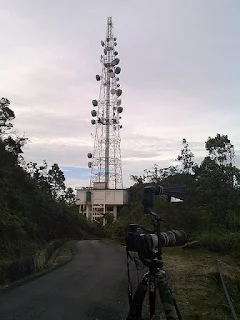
105 17 111 187
76 17 128 224
88 16 123 190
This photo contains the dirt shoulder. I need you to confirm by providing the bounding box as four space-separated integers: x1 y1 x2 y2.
162 246 240 320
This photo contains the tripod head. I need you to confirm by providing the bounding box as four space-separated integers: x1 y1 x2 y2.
142 185 186 214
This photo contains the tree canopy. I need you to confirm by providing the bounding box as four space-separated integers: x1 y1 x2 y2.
107 135 240 255
1 97 240 259
0 98 102 261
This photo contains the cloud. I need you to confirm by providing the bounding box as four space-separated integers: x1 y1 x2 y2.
62 167 89 179
1 0 240 189
65 178 90 190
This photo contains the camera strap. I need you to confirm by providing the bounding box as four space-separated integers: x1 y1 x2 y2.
126 248 133 309
126 249 144 311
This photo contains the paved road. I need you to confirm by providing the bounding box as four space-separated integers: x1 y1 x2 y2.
0 240 137 320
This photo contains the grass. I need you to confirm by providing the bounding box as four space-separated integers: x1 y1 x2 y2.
102 237 240 319
198 231 240 258
161 246 240 319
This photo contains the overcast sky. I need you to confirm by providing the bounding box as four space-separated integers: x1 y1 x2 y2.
1 0 240 189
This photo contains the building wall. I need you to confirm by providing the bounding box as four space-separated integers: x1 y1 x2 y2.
75 188 128 224
76 189 128 206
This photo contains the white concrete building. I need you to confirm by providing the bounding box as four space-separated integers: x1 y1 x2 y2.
76 182 128 224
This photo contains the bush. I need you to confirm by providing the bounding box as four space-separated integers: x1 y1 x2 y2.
198 231 240 256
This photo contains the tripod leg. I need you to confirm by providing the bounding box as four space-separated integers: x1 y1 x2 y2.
127 273 148 320
172 296 182 320
148 274 156 318
156 270 180 320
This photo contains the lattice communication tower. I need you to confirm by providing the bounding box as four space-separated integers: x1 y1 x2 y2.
87 17 124 189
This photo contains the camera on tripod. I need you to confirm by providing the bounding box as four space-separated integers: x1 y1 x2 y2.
125 185 187 320
125 185 187 262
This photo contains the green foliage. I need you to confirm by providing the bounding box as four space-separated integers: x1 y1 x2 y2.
0 98 15 134
0 98 99 261
104 212 114 225
65 187 76 204
107 133 240 256
205 133 235 165
47 163 66 199
1 97 239 260
176 138 194 173
198 231 240 257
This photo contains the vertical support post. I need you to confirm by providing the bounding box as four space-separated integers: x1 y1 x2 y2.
86 204 91 221
113 205 117 221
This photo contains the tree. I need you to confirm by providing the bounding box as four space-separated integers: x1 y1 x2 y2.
130 174 146 184
176 138 195 173
0 138 18 168
193 134 240 228
0 99 28 167
0 97 102 264
65 187 76 205
25 161 47 179
205 134 234 166
47 163 66 199
4 136 28 156
0 98 15 135
25 160 51 193
143 164 159 183
104 212 114 225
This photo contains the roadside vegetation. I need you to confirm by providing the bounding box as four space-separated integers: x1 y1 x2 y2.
105 134 240 257
104 133 240 318
1 97 240 316
0 97 102 265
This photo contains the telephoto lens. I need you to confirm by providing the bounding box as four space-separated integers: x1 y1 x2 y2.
159 230 187 247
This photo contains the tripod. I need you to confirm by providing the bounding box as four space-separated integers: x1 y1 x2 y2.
126 213 182 320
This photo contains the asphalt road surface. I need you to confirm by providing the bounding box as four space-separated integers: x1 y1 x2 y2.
0 240 138 320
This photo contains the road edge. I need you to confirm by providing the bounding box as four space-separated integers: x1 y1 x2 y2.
0 240 77 295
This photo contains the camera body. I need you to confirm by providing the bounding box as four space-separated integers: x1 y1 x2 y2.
125 224 187 259
125 224 158 259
